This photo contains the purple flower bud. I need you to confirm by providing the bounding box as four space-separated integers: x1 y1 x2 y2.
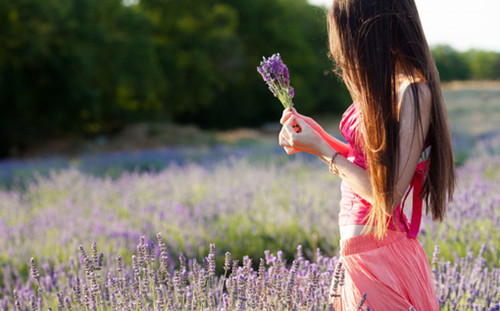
30 295 39 311
357 293 367 310
257 53 295 109
432 245 440 265
224 252 231 273
30 258 40 281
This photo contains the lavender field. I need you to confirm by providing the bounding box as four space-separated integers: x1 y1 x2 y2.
0 87 499 310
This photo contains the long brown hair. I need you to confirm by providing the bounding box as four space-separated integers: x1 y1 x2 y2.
327 0 455 238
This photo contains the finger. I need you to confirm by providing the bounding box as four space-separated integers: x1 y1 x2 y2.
280 108 291 124
294 116 307 127
288 107 301 117
292 122 302 133
288 115 303 133
279 126 293 146
291 107 301 118
280 127 298 154
292 110 314 125
294 117 310 132
279 132 290 147
283 116 299 138
283 108 312 128
284 146 294 154
280 108 294 125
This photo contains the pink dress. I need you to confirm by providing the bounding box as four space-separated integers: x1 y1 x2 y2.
329 103 439 310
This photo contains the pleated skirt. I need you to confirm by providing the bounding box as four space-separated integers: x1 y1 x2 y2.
329 231 439 310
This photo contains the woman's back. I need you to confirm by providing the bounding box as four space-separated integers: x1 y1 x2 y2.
338 81 432 240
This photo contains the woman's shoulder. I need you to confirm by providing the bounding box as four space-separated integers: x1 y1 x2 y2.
397 79 432 117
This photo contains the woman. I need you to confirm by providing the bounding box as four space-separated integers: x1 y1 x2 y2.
279 0 455 309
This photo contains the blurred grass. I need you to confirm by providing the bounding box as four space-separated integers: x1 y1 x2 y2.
2 82 499 188
442 83 500 159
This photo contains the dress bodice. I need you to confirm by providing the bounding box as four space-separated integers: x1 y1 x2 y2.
339 102 366 169
338 103 425 236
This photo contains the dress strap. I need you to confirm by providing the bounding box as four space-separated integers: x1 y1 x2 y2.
400 160 427 239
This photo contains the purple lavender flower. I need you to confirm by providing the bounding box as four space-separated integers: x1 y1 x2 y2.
257 53 295 109
30 257 40 281
357 293 367 310
224 252 231 273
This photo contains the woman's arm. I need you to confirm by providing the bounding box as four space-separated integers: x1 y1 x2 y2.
392 83 432 203
279 83 431 206
281 118 375 203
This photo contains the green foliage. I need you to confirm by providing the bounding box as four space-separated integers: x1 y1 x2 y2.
431 45 500 81
465 49 500 80
138 0 349 128
0 0 163 156
0 0 349 157
431 45 470 81
3 0 500 157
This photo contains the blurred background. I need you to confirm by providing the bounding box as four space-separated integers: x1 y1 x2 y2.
0 0 499 159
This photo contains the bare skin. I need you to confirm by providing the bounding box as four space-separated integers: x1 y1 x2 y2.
279 80 432 239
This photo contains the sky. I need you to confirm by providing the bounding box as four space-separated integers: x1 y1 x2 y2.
308 0 500 52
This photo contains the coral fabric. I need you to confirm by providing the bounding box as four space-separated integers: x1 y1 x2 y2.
338 103 426 236
330 103 436 310
330 231 439 310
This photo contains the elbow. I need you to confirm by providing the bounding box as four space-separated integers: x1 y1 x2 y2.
361 190 375 205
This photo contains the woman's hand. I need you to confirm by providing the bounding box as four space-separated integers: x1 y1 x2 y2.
279 108 350 156
279 114 328 155
280 108 320 131
278 108 374 203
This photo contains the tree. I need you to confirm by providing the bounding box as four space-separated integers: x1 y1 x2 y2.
0 0 163 156
465 49 500 80
0 0 351 156
139 0 349 128
431 45 469 81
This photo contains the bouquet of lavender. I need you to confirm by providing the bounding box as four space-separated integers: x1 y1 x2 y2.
257 53 295 109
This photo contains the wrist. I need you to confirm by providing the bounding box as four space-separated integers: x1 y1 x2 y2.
316 139 334 160
329 151 341 174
